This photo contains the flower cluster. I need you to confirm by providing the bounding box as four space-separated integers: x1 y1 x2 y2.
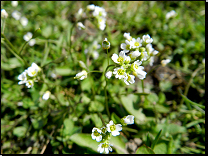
18 62 41 88
77 4 107 31
106 33 159 85
91 115 134 154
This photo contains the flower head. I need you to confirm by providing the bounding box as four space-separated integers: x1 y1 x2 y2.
91 128 102 142
42 91 51 100
18 71 27 84
97 142 113 154
27 63 41 77
123 74 135 85
74 70 88 80
77 22 85 30
113 66 126 80
166 10 177 20
12 10 21 20
106 120 122 136
142 34 153 44
11 1 18 7
131 60 147 80
87 4 95 11
161 59 171 66
23 32 33 41
124 32 132 41
25 80 34 88
111 51 130 65
121 40 132 53
131 37 142 49
1 9 8 18
105 71 113 79
20 16 28 27
123 115 134 125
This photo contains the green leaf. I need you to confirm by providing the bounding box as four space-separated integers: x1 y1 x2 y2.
154 142 168 154
63 118 74 136
153 123 186 136
70 133 99 153
159 81 172 92
88 101 104 112
147 93 159 104
181 94 205 109
146 133 151 147
151 129 162 150
13 126 27 137
42 25 52 38
158 92 166 104
55 66 75 76
110 135 128 154
91 113 103 128
1 57 22 70
120 94 146 124
111 112 121 124
135 144 155 154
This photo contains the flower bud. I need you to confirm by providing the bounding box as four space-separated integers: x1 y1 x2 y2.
1 9 8 18
102 38 110 49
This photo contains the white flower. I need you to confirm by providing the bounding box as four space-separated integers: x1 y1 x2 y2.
113 66 126 79
149 56 155 66
97 143 113 154
166 10 177 20
140 51 149 62
123 115 134 125
97 16 106 30
120 40 132 53
131 37 142 49
23 32 33 41
77 8 83 18
142 34 153 44
102 38 110 49
92 41 101 50
123 74 135 85
105 71 112 79
111 51 128 65
77 22 85 30
92 6 107 17
25 80 34 88
12 10 21 20
18 71 27 84
51 73 57 79
131 60 147 79
124 32 132 41
28 39 36 46
42 91 51 100
27 62 41 77
106 120 122 136
20 16 28 26
92 51 99 59
91 128 102 142
74 70 88 80
129 50 141 60
11 1 18 7
1 9 8 18
161 59 171 66
87 4 95 11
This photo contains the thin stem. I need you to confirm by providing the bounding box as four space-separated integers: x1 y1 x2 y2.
68 23 76 62
2 18 6 34
146 64 160 76
87 70 103 73
179 66 204 108
107 49 109 66
104 77 110 119
98 112 106 127
141 80 145 93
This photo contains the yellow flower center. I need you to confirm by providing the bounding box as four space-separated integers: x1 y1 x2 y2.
126 45 130 50
117 69 125 75
102 143 109 148
110 125 116 131
117 56 124 63
31 70 36 76
134 42 140 47
94 130 100 136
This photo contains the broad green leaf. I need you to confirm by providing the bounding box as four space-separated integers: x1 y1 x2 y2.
55 66 75 76
1 57 22 70
111 112 121 124
63 118 74 136
153 123 186 136
143 104 170 113
154 142 168 154
110 135 128 154
147 93 158 104
91 113 103 128
135 144 155 154
70 133 99 152
13 126 27 137
158 92 166 104
159 81 172 92
88 101 104 112
120 94 146 124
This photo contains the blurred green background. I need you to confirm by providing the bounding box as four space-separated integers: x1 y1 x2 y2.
1 1 205 154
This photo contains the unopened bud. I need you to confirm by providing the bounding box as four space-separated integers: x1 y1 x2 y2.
102 38 110 49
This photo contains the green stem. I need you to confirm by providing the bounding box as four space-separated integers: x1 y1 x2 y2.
98 112 106 127
146 64 160 76
87 70 103 73
68 23 76 62
107 49 109 66
179 66 204 108
141 79 145 93
104 76 110 119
